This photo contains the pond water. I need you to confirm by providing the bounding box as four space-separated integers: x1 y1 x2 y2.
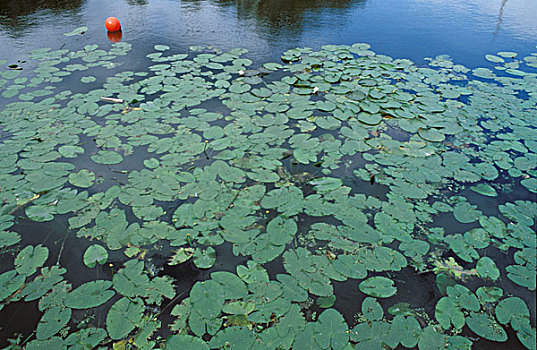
2 0 537 66
0 0 536 349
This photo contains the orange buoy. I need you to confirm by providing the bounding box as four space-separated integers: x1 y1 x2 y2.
107 30 122 43
105 17 121 32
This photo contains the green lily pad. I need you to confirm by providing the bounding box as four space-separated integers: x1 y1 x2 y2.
418 128 445 142
435 296 465 330
81 76 96 83
485 54 505 64
83 244 108 268
466 312 507 342
106 297 144 340
362 297 383 321
476 256 500 281
472 67 496 79
387 303 413 316
313 309 349 349
479 216 506 238
357 112 382 125
63 26 88 36
169 247 194 265
143 158 160 168
211 271 248 300
64 280 115 309
520 178 537 193
154 45 170 51
90 151 123 165
496 297 530 331
190 280 225 319
167 334 209 350
208 326 256 349
0 231 21 248
470 183 498 197
447 284 480 312
359 276 397 298
515 323 536 350
476 286 503 303
222 300 255 314
506 264 536 290
15 244 49 276
237 261 269 284
58 145 84 158
25 336 64 349
417 325 446 350
453 202 481 224
63 328 106 348
68 169 96 188
317 295 336 309
36 306 71 340
497 51 517 58
0 270 25 301
266 216 297 246
193 247 216 269
2 39 537 349
26 205 55 222
21 266 66 302
277 273 308 302
309 177 342 193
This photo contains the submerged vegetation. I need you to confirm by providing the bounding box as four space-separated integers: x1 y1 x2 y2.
0 27 536 349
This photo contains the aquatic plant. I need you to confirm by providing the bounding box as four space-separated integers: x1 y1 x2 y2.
0 30 535 348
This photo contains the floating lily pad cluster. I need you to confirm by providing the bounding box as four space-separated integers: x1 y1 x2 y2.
0 34 536 349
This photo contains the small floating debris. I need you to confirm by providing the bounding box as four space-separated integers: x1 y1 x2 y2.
100 96 124 103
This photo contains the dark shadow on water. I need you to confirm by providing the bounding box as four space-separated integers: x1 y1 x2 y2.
0 300 40 345
126 0 147 6
0 0 83 18
180 0 366 38
0 0 84 34
235 0 363 34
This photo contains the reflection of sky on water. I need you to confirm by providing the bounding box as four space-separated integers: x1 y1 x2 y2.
416 0 537 40
0 0 535 66
332 0 537 66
